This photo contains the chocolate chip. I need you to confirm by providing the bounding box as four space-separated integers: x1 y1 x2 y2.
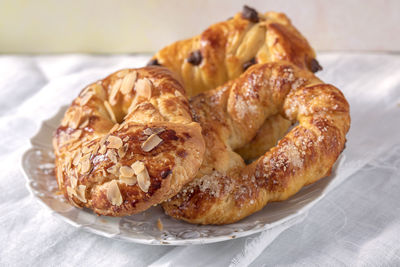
147 58 161 66
243 57 257 71
242 5 259 23
187 50 202 65
160 169 172 179
310 58 323 73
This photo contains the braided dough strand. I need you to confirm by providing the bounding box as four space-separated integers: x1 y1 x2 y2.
162 62 350 224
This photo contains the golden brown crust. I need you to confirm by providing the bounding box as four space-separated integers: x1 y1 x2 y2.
150 7 319 161
53 67 205 216
162 62 350 224
150 10 318 97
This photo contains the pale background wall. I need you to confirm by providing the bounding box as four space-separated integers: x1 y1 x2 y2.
0 0 399 53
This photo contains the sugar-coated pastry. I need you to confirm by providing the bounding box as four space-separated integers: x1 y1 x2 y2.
53 67 205 216
162 62 350 224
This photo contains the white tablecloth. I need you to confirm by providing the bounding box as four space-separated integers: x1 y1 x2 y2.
0 53 399 266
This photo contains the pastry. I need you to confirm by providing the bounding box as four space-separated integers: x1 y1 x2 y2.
162 62 350 224
149 6 321 160
53 67 205 216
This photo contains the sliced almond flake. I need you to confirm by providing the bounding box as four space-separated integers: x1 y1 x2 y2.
70 129 82 141
144 127 165 136
109 78 122 105
72 151 81 166
131 161 145 174
109 123 120 133
141 134 163 152
76 185 87 203
152 127 165 134
143 128 153 135
70 176 78 189
106 149 118 163
80 154 91 174
118 144 128 158
123 136 129 142
79 119 89 129
120 71 137 95
57 165 64 186
116 69 130 78
137 168 151 193
107 135 123 149
135 78 152 99
119 166 134 177
104 100 117 123
82 145 92 154
69 108 82 129
106 165 119 175
92 143 100 155
127 98 140 114
99 144 107 154
119 175 137 186
66 186 76 198
106 180 123 206
79 90 94 106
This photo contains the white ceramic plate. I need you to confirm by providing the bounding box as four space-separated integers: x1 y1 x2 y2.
21 106 342 245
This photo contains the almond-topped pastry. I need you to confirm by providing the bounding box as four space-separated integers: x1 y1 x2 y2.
53 67 205 216
148 6 321 161
162 62 350 224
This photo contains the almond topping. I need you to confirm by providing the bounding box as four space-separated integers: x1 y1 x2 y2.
119 166 134 177
119 176 137 186
144 127 165 136
107 135 123 149
56 165 64 186
135 78 152 99
104 100 117 123
67 186 76 198
131 161 145 174
106 149 118 163
120 71 138 95
69 108 82 129
79 91 94 106
143 128 153 136
76 185 87 203
107 165 119 175
123 136 129 142
118 144 128 158
80 154 91 174
72 152 82 166
70 176 77 189
109 123 120 133
99 145 107 154
82 145 92 154
70 129 82 141
109 78 122 105
79 119 89 129
92 143 100 155
137 168 151 193
141 134 163 152
106 180 123 206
